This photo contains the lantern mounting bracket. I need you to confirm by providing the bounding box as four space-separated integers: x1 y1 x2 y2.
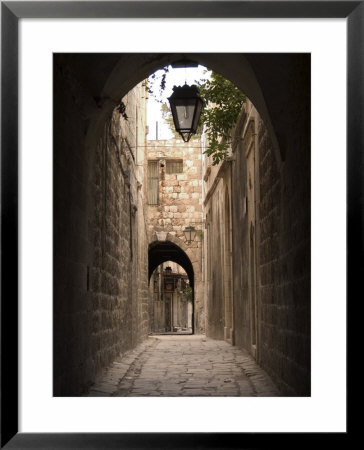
171 59 199 68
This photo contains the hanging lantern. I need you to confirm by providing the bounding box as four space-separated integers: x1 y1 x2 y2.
168 84 203 142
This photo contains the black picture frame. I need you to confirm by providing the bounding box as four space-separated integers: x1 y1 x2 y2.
1 1 356 448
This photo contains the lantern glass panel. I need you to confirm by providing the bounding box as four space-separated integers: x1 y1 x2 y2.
192 99 203 131
184 226 196 242
175 101 196 131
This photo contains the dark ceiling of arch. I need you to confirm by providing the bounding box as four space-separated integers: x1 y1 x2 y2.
148 241 194 286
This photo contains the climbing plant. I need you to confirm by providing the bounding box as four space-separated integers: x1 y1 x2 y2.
181 284 193 303
197 71 246 165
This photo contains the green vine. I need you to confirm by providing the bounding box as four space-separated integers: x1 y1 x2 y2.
181 285 193 303
197 72 246 165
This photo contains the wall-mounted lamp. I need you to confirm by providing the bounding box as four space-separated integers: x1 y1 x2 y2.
183 226 196 243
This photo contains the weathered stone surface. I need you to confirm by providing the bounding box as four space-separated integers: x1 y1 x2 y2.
205 95 310 396
147 139 204 333
54 62 149 396
87 336 280 397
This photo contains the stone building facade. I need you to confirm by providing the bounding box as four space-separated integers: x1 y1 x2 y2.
204 98 310 396
54 58 150 395
146 138 205 333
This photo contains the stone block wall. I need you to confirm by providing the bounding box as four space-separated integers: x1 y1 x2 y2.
256 57 311 396
230 109 251 352
54 58 95 396
230 96 310 396
257 112 310 395
146 138 205 332
204 159 233 342
257 118 284 388
92 118 136 372
205 78 310 396
147 139 203 236
54 55 149 396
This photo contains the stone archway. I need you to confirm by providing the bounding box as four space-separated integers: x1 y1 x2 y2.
84 53 283 166
94 53 288 340
148 239 194 284
148 239 197 334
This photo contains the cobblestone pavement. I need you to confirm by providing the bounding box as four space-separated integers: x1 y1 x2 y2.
87 335 280 397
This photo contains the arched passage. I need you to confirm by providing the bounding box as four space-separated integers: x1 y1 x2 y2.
149 241 194 286
54 52 310 396
84 53 284 165
148 241 195 334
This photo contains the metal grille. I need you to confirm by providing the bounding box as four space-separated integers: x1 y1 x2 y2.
166 159 183 174
147 161 159 205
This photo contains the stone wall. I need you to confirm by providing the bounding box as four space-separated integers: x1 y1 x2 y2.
146 138 205 333
204 153 233 342
259 70 311 396
54 57 95 396
238 99 310 396
91 101 149 375
205 94 310 396
230 108 251 353
54 56 149 395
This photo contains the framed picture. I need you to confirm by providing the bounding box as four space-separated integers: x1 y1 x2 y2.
1 1 355 448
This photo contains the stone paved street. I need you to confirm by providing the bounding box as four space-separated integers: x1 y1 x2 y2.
87 335 280 397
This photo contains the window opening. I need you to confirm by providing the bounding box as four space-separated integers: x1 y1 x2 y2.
166 159 183 174
147 160 159 204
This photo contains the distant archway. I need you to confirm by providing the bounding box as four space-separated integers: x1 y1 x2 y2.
149 240 194 286
149 240 195 333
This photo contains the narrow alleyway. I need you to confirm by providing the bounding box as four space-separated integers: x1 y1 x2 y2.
54 54 311 397
87 336 280 397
